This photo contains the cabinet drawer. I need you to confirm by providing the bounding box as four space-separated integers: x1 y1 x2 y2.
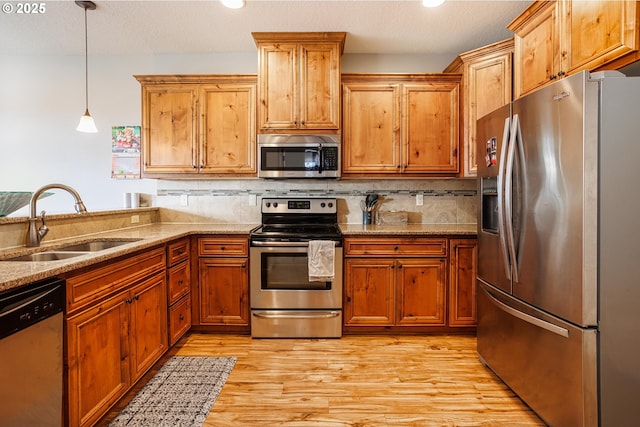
168 260 190 305
198 237 248 257
167 238 190 266
66 247 166 314
169 294 191 346
344 237 447 257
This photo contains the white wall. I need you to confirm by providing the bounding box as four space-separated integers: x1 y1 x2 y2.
0 51 456 217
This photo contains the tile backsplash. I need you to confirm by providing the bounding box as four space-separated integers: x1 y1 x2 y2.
156 178 477 225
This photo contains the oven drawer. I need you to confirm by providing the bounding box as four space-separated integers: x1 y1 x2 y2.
251 310 342 338
199 237 249 257
344 237 448 257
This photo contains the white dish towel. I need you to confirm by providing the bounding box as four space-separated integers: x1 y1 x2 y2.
308 240 335 282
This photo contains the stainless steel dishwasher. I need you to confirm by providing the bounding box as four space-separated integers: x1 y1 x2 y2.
0 278 64 427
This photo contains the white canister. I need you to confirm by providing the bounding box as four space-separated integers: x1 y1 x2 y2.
123 193 131 208
130 193 140 208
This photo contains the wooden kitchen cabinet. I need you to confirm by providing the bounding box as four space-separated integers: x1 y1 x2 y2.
342 74 460 177
167 238 191 346
136 75 257 177
508 0 640 98
65 247 167 427
444 39 513 177
448 238 478 327
195 236 250 332
343 237 448 331
252 32 346 132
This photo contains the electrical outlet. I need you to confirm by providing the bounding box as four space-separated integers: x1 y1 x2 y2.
249 194 257 206
416 194 424 206
180 194 189 206
131 214 140 224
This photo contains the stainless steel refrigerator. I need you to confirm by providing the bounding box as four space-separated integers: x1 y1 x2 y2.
476 70 640 427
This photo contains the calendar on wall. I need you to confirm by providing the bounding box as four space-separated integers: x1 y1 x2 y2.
111 126 141 179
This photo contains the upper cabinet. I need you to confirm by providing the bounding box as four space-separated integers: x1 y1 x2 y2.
342 74 460 177
444 39 513 177
252 32 346 132
509 0 640 98
136 75 257 178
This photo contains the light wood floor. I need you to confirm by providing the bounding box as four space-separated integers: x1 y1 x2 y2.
100 333 546 427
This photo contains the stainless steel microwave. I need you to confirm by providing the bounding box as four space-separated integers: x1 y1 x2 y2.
258 134 341 179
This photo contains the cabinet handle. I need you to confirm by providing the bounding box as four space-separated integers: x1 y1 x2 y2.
558 70 566 77
125 298 133 304
550 74 557 80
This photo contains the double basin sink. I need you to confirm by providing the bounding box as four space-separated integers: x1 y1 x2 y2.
2 239 142 262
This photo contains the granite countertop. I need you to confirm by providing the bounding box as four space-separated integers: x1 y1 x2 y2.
0 222 476 293
0 223 257 293
339 223 477 236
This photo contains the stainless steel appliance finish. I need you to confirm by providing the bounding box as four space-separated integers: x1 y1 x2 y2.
0 278 65 427
250 197 343 338
476 70 640 427
257 134 340 179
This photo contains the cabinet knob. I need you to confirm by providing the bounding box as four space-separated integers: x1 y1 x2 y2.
550 74 557 80
398 264 403 269
242 263 246 268
178 279 183 285
220 246 225 251
394 246 399 251
558 71 566 77
179 314 184 321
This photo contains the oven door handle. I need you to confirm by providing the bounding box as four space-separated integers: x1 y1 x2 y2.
251 241 311 247
252 310 341 319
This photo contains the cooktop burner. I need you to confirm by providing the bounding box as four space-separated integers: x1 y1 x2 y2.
250 197 342 243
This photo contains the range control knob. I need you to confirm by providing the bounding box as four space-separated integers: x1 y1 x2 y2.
320 202 326 208
273 202 278 208
328 202 333 208
265 202 271 208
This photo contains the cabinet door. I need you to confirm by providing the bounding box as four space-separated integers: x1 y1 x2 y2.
129 273 168 382
449 239 478 327
511 1 560 98
299 43 341 129
199 258 249 325
464 49 512 176
141 85 198 174
257 43 298 129
342 83 401 173
199 83 257 174
562 0 639 74
344 258 395 326
403 83 459 173
396 258 447 326
66 294 129 427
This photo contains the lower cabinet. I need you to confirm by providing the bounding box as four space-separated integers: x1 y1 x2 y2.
449 238 478 327
194 236 250 333
343 236 477 333
65 247 167 427
167 238 191 345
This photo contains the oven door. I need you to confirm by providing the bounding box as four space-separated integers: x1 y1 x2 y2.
250 244 343 310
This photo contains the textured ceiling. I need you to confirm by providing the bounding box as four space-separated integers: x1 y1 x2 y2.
0 0 527 56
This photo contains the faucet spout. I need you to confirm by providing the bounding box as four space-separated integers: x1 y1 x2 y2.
26 184 88 247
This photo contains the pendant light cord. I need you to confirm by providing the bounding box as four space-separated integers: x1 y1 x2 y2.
83 5 89 112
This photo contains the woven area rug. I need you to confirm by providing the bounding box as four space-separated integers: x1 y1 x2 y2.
108 356 236 427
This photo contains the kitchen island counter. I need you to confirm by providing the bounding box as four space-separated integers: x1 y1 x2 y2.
0 222 257 293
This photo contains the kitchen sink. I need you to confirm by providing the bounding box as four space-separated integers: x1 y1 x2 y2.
57 239 141 252
1 238 143 262
5 251 88 262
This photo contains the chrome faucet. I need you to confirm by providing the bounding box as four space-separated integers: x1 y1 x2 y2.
26 184 88 247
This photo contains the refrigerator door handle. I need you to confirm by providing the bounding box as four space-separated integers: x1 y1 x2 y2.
483 286 569 338
497 117 512 280
504 114 520 283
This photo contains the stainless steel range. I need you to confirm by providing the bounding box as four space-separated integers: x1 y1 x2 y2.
250 197 343 338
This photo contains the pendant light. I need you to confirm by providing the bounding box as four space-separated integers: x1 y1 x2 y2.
75 1 98 133
220 0 245 9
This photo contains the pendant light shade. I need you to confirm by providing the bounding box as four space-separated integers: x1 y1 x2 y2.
76 1 98 133
220 0 245 9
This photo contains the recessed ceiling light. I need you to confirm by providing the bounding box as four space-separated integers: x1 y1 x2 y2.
423 0 445 7
220 0 245 9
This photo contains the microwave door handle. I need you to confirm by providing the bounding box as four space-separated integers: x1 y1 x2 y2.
318 145 324 173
